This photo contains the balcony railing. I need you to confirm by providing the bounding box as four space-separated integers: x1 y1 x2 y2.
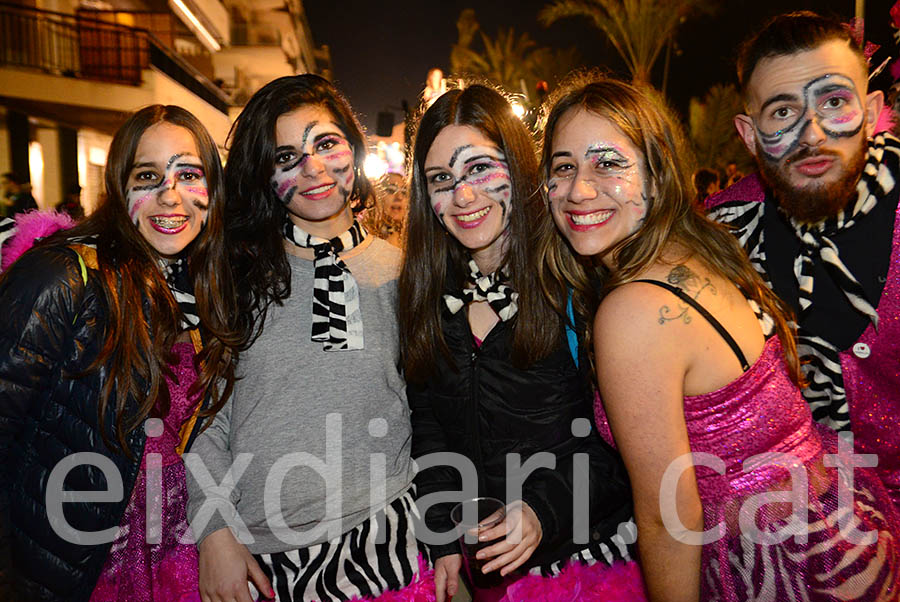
230 22 281 47
0 2 229 114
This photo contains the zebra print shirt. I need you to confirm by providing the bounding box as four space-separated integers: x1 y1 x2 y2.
709 134 900 431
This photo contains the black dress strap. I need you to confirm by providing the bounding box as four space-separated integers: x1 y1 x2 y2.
633 279 751 371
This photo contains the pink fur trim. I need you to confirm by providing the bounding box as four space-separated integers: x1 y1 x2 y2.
874 106 898 136
344 555 436 602
1 210 75 271
499 560 648 602
704 172 765 210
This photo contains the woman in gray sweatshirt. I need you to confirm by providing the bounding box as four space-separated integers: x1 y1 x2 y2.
185 74 431 602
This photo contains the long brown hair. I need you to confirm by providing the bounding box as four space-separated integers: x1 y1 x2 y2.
536 73 803 385
45 104 239 455
399 83 562 382
224 74 374 349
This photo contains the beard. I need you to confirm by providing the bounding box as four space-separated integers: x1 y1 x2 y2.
755 135 868 224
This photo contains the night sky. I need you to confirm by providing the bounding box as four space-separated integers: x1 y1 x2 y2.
306 0 896 133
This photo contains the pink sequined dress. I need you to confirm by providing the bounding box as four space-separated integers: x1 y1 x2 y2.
595 335 900 600
90 342 202 602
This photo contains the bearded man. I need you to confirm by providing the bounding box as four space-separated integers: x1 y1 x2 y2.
709 11 900 506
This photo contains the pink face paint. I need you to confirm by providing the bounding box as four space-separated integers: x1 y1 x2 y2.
276 178 296 199
828 110 860 125
128 193 153 221
185 187 208 197
467 171 510 187
322 150 352 163
755 74 864 162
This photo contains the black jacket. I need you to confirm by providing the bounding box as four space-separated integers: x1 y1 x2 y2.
0 245 207 601
409 306 633 568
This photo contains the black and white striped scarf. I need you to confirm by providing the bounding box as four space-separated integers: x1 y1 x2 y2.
159 256 199 331
443 259 518 321
709 134 900 431
283 219 367 351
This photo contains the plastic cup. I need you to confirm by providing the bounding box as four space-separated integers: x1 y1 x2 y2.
450 497 507 591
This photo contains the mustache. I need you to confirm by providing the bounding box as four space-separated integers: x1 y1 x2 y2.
785 147 840 164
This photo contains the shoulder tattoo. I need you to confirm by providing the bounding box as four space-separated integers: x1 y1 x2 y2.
657 264 716 325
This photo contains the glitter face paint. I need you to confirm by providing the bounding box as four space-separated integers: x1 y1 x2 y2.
423 125 513 269
754 74 864 162
547 109 651 262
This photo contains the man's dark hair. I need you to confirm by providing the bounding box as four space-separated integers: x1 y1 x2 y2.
2 172 24 185
737 11 866 95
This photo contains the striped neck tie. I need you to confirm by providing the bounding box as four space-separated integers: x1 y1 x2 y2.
443 259 518 322
283 219 367 351
787 135 900 331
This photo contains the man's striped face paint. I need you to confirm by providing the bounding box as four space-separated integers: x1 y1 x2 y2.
754 74 864 162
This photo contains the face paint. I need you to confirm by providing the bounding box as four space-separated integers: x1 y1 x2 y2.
271 106 358 237
423 125 514 270
126 122 210 259
126 155 209 224
546 109 652 264
754 74 864 162
271 126 354 205
426 147 511 226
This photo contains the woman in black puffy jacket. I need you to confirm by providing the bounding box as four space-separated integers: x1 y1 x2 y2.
397 83 646 602
0 105 238 601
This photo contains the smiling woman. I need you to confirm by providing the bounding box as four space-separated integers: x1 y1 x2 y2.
185 74 433 602
125 122 210 258
399 83 645 602
0 104 239 601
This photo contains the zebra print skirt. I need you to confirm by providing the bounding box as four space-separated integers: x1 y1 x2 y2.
253 489 429 602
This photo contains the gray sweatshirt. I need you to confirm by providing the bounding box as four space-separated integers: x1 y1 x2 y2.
185 237 414 553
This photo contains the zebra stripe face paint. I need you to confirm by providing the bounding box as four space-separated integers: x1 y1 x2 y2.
424 125 513 270
754 74 864 162
271 106 356 230
126 123 210 258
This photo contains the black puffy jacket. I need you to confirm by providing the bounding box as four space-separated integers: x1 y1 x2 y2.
409 306 634 569
0 244 208 601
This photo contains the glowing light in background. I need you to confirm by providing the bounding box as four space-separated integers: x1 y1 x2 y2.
363 153 388 179
28 141 44 207
511 101 526 119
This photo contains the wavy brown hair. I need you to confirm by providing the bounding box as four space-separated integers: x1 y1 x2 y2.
535 73 803 385
44 104 238 456
399 83 563 382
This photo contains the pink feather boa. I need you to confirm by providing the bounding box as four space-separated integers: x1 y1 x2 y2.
1 209 75 271
499 560 647 602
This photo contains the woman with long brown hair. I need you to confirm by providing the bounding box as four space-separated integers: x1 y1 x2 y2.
399 82 645 602
538 72 900 601
0 104 238 601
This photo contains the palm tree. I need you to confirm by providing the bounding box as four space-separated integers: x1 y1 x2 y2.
688 83 751 173
539 0 712 85
451 9 580 100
